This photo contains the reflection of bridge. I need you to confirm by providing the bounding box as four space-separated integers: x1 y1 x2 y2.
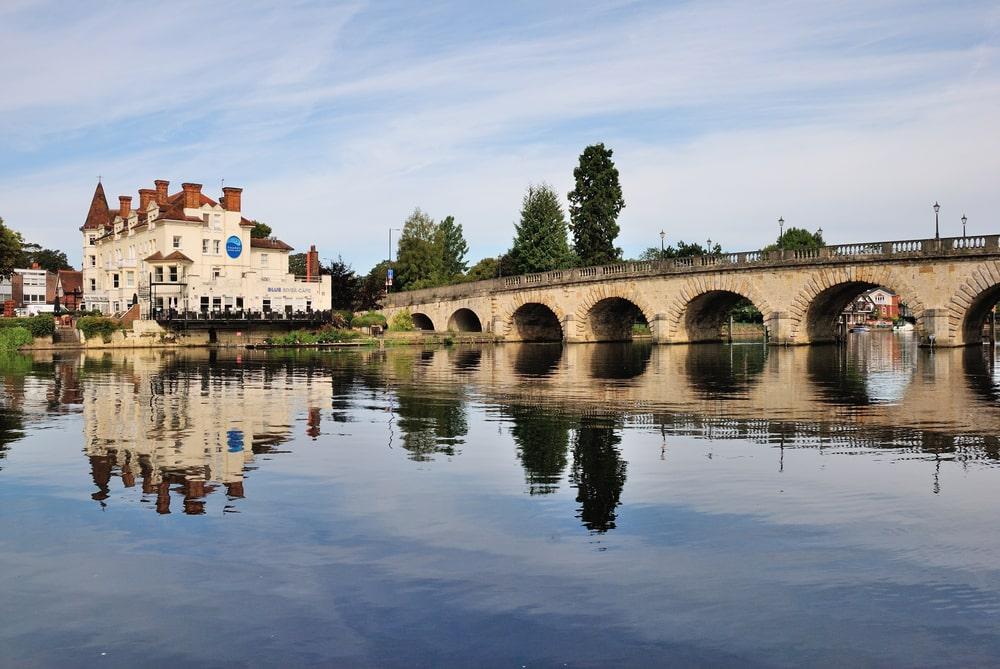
383 235 1000 347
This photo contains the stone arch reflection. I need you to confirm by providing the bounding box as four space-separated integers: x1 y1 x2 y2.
963 345 1000 403
684 343 767 400
588 342 652 380
512 343 563 378
450 347 482 372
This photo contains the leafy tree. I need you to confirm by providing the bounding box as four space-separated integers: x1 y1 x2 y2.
0 218 23 279
765 227 824 252
249 220 272 239
395 208 442 290
636 240 721 260
20 243 72 272
508 184 573 275
325 256 360 311
462 256 500 282
567 143 625 266
436 215 469 280
356 260 391 311
287 252 307 276
571 419 626 533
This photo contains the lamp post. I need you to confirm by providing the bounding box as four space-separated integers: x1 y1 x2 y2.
933 202 940 240
660 230 666 258
778 217 784 247
388 227 401 262
962 214 968 238
707 238 712 255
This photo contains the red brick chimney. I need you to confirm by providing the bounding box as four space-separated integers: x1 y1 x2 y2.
138 188 156 210
222 186 243 212
119 195 132 219
181 182 202 209
154 179 169 205
306 244 320 281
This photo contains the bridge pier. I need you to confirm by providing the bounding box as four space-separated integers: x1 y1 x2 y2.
562 314 582 343
766 311 794 346
919 308 955 347
650 313 670 344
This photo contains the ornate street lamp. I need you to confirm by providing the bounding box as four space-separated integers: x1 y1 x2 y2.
778 217 784 247
933 202 940 240
962 214 968 237
660 230 666 258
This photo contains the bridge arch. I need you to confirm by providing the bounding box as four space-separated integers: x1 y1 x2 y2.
447 307 483 333
576 288 655 342
947 261 1000 345
501 293 566 342
787 267 925 343
665 276 772 343
411 312 435 331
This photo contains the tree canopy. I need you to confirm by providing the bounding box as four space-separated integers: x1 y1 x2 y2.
0 218 22 280
765 227 824 251
636 240 722 260
436 215 469 280
395 208 442 290
567 143 625 266
249 221 272 239
325 256 361 310
508 184 574 275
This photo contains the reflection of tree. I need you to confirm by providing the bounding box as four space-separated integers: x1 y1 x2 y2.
395 387 468 461
571 419 626 533
508 405 572 494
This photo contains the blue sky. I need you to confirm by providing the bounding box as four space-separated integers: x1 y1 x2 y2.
1 0 998 270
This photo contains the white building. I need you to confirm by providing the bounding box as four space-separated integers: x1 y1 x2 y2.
81 180 330 317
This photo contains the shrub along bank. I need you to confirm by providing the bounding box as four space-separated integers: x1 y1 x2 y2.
0 327 33 349
0 315 55 338
76 316 121 343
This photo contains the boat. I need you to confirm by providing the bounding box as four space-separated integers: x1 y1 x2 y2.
849 325 870 333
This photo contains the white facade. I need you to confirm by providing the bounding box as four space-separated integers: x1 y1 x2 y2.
82 182 330 316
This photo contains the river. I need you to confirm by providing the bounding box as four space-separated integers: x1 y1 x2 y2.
1 333 999 667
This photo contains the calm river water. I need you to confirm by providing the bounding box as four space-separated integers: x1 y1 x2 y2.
2 334 1000 667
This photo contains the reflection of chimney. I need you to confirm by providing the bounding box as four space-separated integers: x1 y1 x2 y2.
226 481 245 498
181 182 202 209
154 179 169 205
222 186 242 212
156 482 171 514
138 188 156 210
307 406 321 439
118 195 132 219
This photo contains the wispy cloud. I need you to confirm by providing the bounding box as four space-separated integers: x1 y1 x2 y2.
0 0 997 268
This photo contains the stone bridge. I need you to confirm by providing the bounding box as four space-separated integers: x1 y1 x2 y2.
382 235 1000 347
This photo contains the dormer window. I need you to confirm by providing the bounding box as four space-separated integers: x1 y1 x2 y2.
203 213 210 224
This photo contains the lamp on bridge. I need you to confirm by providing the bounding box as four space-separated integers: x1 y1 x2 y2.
933 202 940 240
778 217 784 247
962 214 968 238
660 230 666 258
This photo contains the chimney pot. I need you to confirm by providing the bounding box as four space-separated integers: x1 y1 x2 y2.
181 182 202 209
154 180 169 205
118 195 132 219
222 186 243 212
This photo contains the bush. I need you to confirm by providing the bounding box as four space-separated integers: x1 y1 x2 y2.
77 316 120 343
351 311 387 329
264 328 360 346
332 310 354 326
0 315 55 338
0 327 33 349
390 310 415 331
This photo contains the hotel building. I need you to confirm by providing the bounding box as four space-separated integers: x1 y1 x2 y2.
81 180 330 317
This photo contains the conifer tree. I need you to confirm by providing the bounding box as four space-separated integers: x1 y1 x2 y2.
436 215 469 280
508 184 573 275
567 143 625 266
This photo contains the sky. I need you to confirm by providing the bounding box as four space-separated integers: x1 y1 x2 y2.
1 0 998 271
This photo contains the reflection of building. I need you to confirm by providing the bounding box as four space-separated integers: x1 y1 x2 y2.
843 288 900 325
78 352 330 514
81 180 330 316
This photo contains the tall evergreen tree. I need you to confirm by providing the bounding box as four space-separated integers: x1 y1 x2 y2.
567 143 625 266
395 208 442 290
324 256 360 310
0 218 23 280
436 215 469 280
508 184 573 275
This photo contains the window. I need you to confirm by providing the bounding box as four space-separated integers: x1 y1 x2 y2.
200 296 209 313
126 272 134 288
202 239 209 254
172 236 181 249
113 273 119 288
202 213 210 224
236 297 244 310
212 267 221 279
260 253 269 266
154 266 163 282
88 235 95 246
212 297 221 311
89 255 96 267
89 278 96 291
168 265 178 282
212 215 222 231
262 299 271 313
213 240 221 255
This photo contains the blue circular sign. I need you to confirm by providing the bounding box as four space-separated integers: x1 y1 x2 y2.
226 235 242 259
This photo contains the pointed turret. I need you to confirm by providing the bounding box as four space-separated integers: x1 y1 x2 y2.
82 181 111 231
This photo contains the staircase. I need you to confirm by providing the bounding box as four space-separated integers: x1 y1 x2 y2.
53 326 80 345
